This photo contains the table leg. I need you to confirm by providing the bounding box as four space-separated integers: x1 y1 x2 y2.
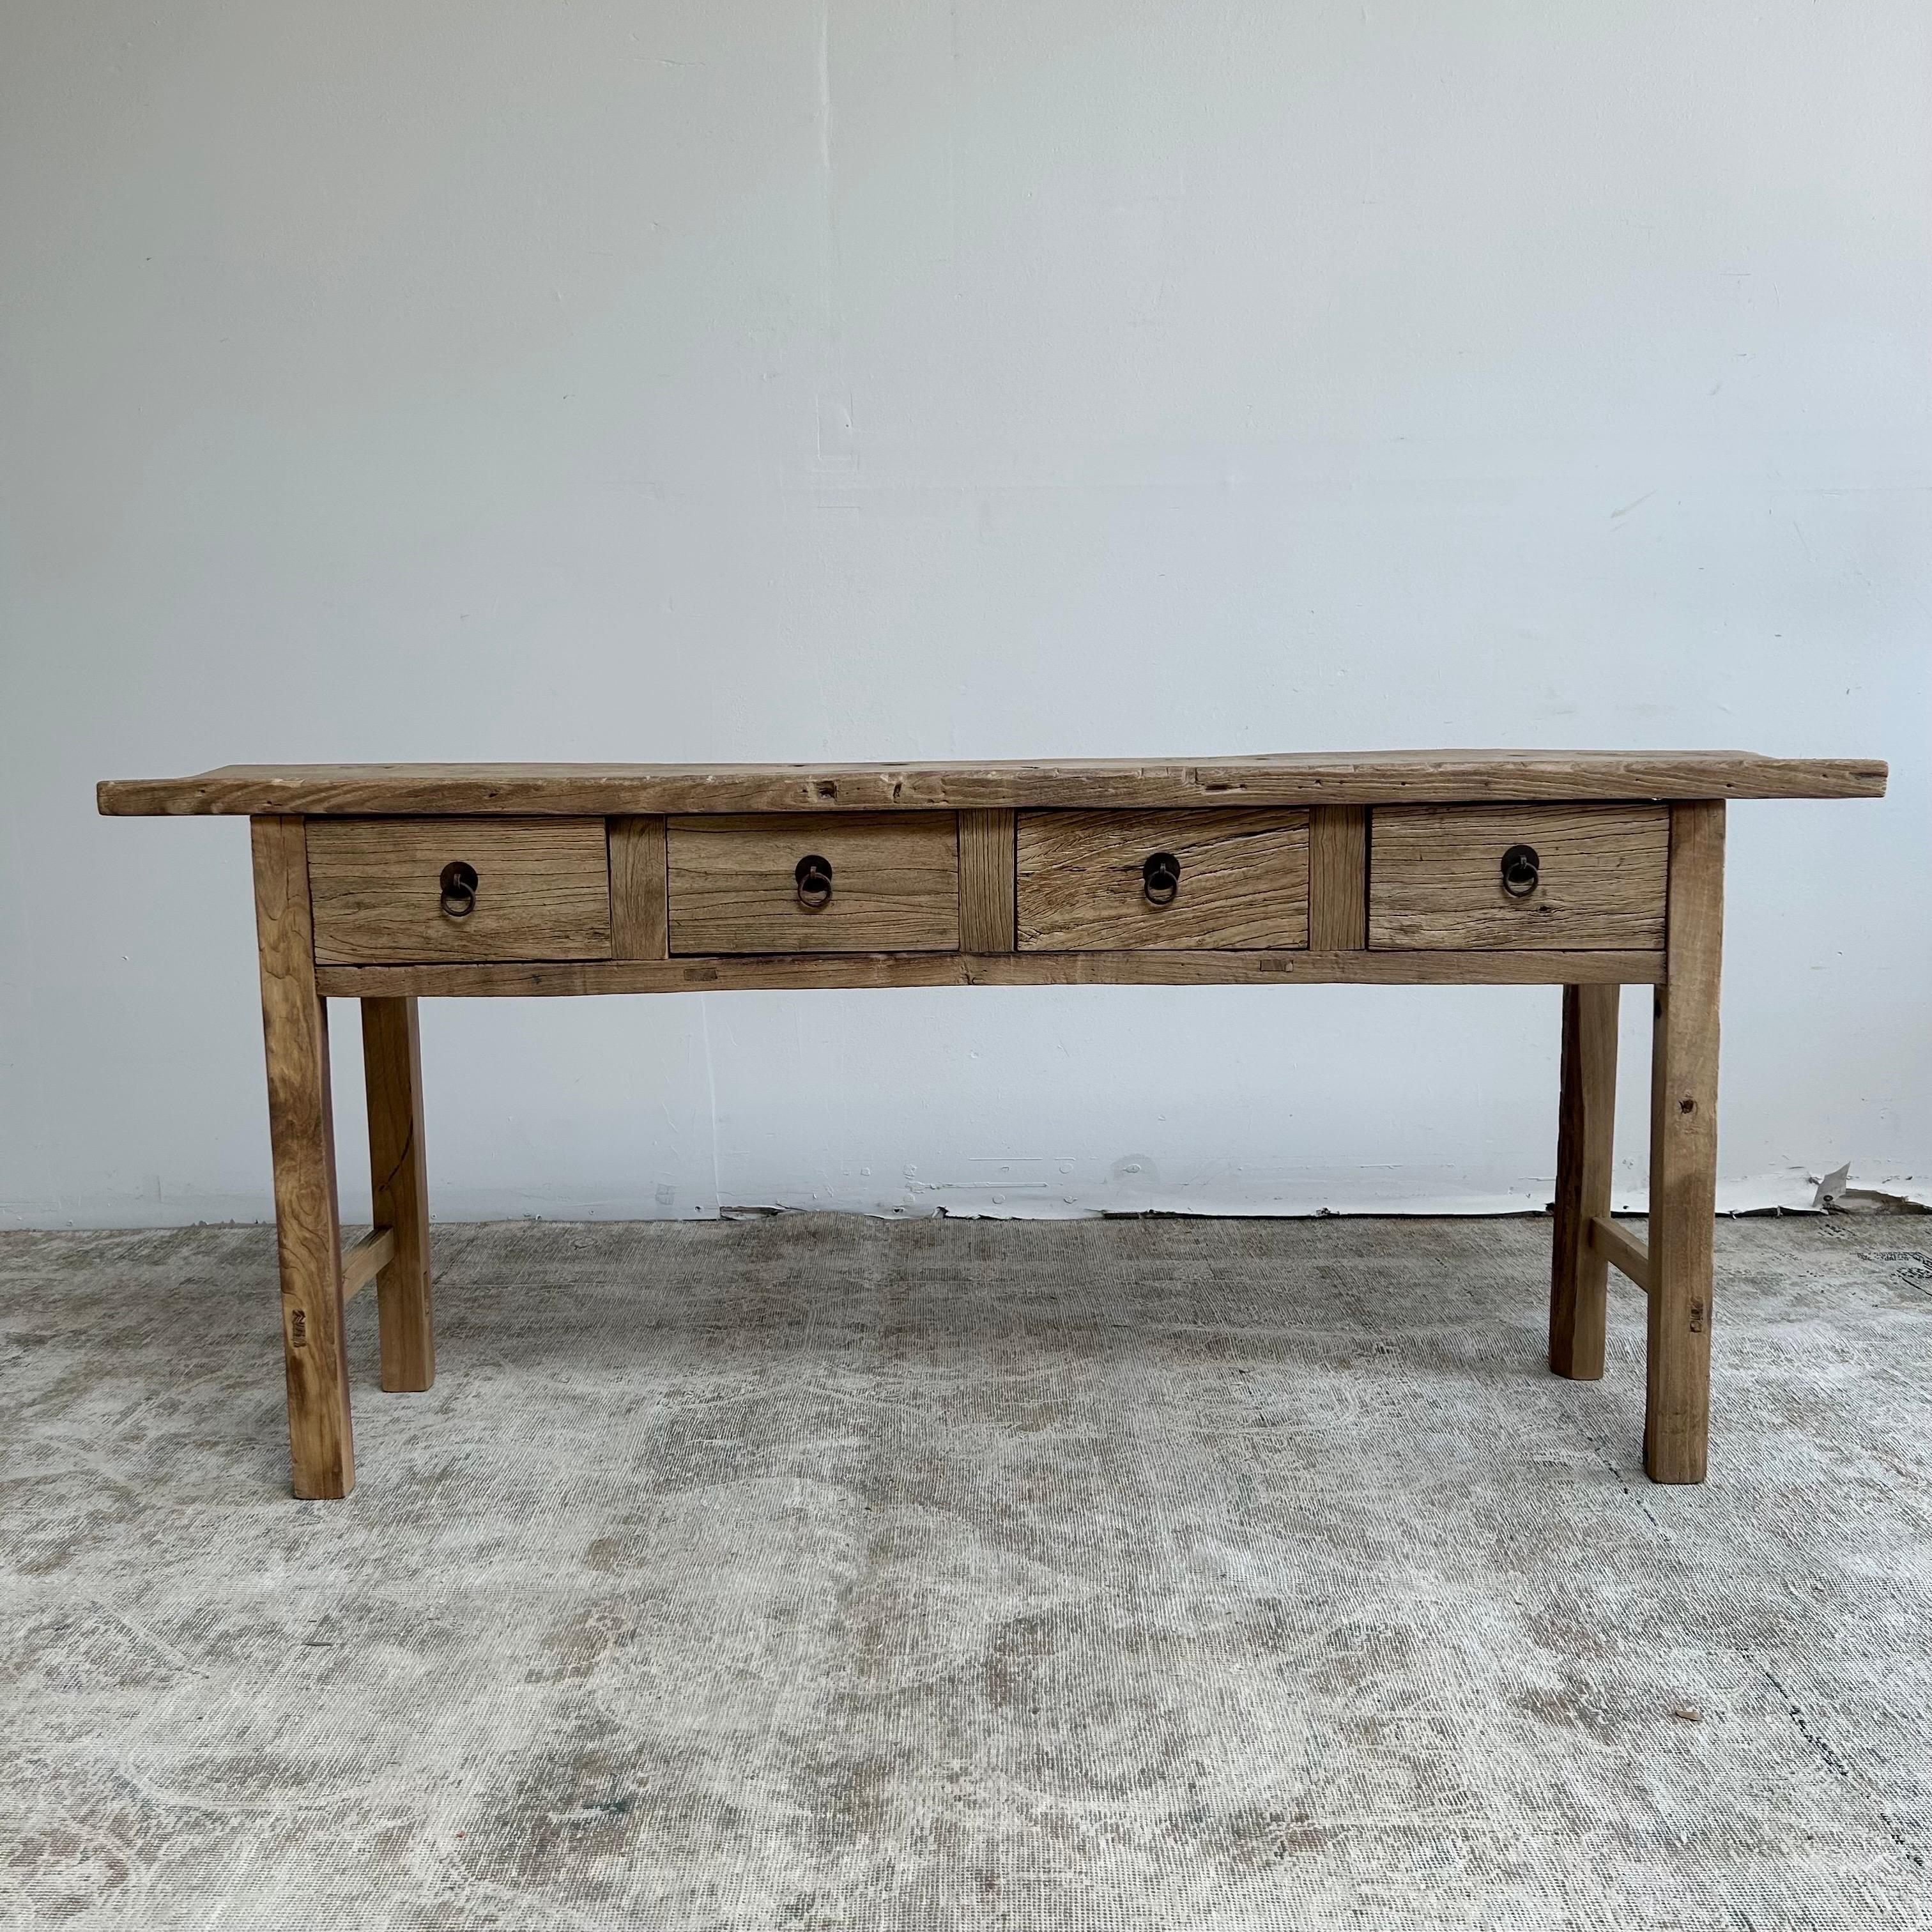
1644 802 1725 1484
251 816 354 1499
1551 982 1619 1379
362 995 434 1393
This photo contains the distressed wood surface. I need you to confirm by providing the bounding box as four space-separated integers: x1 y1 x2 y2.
340 1227 397 1303
1646 802 1725 1485
1308 805 1368 951
316 947 1666 999
609 816 670 960
1588 1215 1653 1296
361 995 433 1393
97 749 1888 816
1550 983 1620 1379
250 816 354 1499
667 813 960 955
1016 809 1310 951
307 817 612 965
1368 804 1669 951
959 809 1016 954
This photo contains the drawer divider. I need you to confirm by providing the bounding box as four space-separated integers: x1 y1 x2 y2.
960 810 1017 954
1308 806 1368 950
609 816 670 960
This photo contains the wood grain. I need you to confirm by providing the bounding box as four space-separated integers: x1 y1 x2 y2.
1368 804 1669 951
361 995 433 1392
340 1227 396 1303
1588 1215 1652 1296
609 816 668 960
1550 983 1620 1379
307 817 612 964
1308 805 1368 950
316 947 1666 999
250 816 353 1499
971 950 1658 988
667 813 960 954
1646 801 1725 1485
1016 809 1309 951
959 809 1016 953
96 749 1889 817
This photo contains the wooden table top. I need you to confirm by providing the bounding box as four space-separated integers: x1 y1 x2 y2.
96 750 1887 818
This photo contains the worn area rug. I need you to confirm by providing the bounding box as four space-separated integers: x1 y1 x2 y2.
4 1215 1932 1930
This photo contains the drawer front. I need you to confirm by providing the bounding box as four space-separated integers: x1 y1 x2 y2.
667 813 960 954
1016 809 1310 951
1368 804 1668 950
307 818 613 964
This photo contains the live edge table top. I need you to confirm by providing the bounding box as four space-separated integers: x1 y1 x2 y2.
96 749 1886 818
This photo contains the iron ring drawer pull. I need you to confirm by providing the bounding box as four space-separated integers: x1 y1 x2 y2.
1142 851 1181 906
795 854 834 910
1500 845 1541 898
438 860 479 919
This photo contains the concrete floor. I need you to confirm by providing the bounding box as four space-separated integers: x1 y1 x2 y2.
4 1215 1931 1931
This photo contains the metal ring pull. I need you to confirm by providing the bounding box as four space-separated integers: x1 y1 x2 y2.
1142 851 1181 906
1500 844 1540 898
439 859 479 919
795 854 834 910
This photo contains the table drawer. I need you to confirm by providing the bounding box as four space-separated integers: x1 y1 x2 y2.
307 818 613 964
667 813 960 954
1368 804 1668 950
1016 809 1310 951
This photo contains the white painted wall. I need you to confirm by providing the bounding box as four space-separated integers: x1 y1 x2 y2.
4 1 1927 1230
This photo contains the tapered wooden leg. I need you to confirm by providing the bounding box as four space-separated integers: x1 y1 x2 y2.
362 996 434 1393
1645 802 1724 1484
252 816 354 1499
1551 982 1619 1379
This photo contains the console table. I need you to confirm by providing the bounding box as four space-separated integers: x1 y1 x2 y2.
98 751 1886 1498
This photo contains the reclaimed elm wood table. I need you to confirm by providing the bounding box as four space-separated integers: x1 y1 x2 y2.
98 751 1887 1498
